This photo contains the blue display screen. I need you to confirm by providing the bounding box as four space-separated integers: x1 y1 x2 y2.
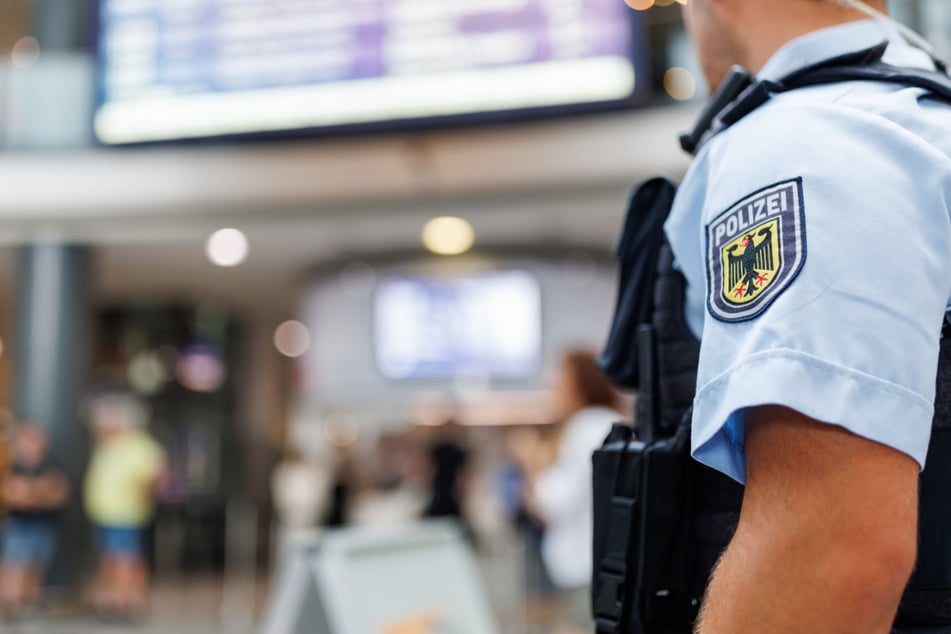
94 0 645 144
373 271 542 380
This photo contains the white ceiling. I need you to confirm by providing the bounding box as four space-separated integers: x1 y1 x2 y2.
0 105 698 317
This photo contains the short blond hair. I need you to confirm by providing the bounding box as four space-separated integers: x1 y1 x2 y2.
89 393 149 430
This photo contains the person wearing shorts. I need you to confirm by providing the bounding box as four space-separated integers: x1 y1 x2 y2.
0 424 69 616
84 395 166 620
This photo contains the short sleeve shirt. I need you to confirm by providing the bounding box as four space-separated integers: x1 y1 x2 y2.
84 429 167 527
665 20 951 484
8 459 62 521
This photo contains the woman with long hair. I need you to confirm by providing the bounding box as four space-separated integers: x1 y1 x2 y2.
509 349 622 631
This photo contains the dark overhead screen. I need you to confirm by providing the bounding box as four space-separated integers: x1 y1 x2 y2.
94 0 645 144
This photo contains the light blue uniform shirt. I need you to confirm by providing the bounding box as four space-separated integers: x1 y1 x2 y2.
665 20 951 484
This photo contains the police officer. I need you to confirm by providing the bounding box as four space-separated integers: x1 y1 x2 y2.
666 1 951 632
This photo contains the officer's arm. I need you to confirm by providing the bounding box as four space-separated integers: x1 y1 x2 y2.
697 405 918 634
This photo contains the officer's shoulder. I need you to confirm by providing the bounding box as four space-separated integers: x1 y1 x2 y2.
710 93 948 170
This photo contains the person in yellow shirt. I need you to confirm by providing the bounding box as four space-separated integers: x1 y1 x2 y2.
84 394 166 620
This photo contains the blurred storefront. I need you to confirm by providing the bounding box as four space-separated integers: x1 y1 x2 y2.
93 304 241 572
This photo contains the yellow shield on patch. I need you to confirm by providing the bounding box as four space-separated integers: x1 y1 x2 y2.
707 178 806 322
720 218 781 306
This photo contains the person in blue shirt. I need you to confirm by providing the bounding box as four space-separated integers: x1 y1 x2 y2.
667 0 951 632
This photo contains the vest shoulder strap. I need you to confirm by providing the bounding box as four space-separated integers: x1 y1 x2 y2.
778 61 951 101
682 42 951 155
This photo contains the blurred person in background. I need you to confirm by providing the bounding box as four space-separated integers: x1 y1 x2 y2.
0 423 69 617
351 430 430 527
0 418 10 534
422 420 469 524
271 444 332 532
0 417 10 502
271 443 333 571
323 445 356 528
509 350 621 632
84 394 167 621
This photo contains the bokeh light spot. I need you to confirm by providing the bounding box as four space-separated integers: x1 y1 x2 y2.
206 228 249 267
422 217 475 256
274 320 311 358
664 66 697 101
624 0 654 9
177 344 226 392
128 351 168 395
11 37 40 70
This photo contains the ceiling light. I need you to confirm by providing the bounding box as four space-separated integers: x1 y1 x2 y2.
206 228 249 267
422 216 475 256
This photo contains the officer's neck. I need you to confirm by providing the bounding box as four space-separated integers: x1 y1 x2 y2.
732 8 876 77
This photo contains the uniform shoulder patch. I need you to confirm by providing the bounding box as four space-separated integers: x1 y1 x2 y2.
705 178 806 322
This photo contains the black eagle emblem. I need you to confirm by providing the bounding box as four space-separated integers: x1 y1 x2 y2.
727 226 774 299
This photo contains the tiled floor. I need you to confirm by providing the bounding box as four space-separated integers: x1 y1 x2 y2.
0 544 580 634
1 616 235 633
1 576 262 634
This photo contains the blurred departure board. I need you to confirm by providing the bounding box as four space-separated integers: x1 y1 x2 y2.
94 0 644 144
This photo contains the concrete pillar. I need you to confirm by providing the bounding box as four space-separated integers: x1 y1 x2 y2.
33 0 88 52
14 243 93 587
